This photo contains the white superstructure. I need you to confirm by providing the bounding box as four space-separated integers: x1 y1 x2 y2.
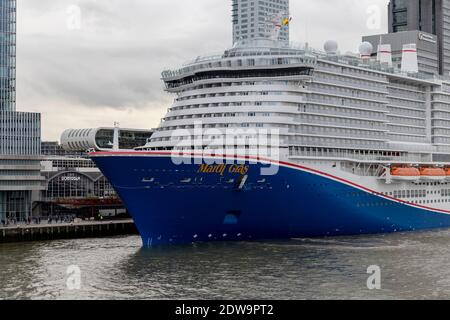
143 38 450 159
135 36 450 212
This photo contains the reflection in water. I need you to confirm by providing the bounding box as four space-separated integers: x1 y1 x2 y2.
1 229 450 299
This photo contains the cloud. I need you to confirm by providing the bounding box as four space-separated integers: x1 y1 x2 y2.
17 0 388 140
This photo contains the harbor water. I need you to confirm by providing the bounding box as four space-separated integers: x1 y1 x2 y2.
1 229 450 300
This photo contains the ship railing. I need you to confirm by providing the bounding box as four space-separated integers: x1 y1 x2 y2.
182 53 226 66
321 55 440 82
432 97 450 104
306 99 389 118
162 57 317 80
293 121 388 131
387 92 426 102
288 150 423 163
314 78 389 94
311 88 389 104
172 42 450 84
387 99 425 110
290 129 388 141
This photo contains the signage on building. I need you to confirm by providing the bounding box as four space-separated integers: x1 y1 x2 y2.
419 32 437 44
61 176 81 182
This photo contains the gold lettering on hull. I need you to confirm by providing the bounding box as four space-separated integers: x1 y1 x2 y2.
197 164 249 176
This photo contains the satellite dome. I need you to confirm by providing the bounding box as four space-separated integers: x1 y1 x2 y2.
358 41 373 57
324 40 338 54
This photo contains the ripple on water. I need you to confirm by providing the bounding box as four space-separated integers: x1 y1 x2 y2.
1 230 450 299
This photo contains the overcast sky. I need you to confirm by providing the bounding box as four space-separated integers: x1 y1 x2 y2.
17 0 389 141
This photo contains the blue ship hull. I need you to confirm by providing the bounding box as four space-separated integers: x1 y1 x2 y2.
91 153 450 246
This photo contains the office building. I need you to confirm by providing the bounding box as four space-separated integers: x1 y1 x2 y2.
0 0 16 111
232 0 289 44
363 30 439 76
388 0 450 75
39 151 126 220
0 0 43 223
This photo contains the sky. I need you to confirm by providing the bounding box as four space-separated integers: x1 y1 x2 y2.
17 0 389 141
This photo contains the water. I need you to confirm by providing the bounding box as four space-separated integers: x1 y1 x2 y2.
1 229 450 300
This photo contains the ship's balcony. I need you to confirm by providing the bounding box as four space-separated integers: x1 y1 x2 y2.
314 78 389 95
305 101 389 119
288 148 424 163
160 115 295 128
288 129 388 142
311 87 389 104
294 119 388 132
171 95 306 110
163 65 315 92
387 92 426 102
162 55 317 80
166 105 298 118
175 84 307 100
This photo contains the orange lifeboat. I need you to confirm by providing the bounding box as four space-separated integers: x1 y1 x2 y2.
446 168 450 180
419 167 446 181
390 167 420 181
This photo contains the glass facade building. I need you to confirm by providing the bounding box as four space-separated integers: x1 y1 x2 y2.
389 0 437 33
41 141 83 157
41 158 116 201
38 144 128 220
0 0 43 224
232 0 289 45
0 0 15 111
388 0 450 76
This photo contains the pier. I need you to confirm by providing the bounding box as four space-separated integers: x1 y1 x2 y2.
0 219 138 244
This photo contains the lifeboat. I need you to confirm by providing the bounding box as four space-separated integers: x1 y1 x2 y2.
390 167 420 181
419 167 446 181
445 168 450 180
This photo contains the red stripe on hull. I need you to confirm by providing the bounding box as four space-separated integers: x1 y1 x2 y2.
90 151 450 215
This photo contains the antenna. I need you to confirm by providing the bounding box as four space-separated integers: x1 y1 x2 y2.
305 15 309 45
113 122 120 151
377 35 382 62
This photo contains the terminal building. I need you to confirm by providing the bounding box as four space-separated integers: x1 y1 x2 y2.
41 141 83 157
61 127 153 152
36 127 153 219
0 0 44 223
38 154 124 219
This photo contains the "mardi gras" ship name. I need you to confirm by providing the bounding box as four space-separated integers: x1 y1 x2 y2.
197 164 249 176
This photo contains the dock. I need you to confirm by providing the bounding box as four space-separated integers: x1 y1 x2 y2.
0 219 138 244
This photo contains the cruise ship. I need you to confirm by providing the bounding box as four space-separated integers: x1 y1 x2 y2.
91 11 450 246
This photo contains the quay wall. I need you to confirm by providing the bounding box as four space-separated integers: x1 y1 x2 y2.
0 220 138 243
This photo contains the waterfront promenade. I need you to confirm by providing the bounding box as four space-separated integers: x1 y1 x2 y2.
0 219 138 243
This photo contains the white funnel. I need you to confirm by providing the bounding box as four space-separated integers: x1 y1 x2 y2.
377 44 392 67
401 44 419 73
